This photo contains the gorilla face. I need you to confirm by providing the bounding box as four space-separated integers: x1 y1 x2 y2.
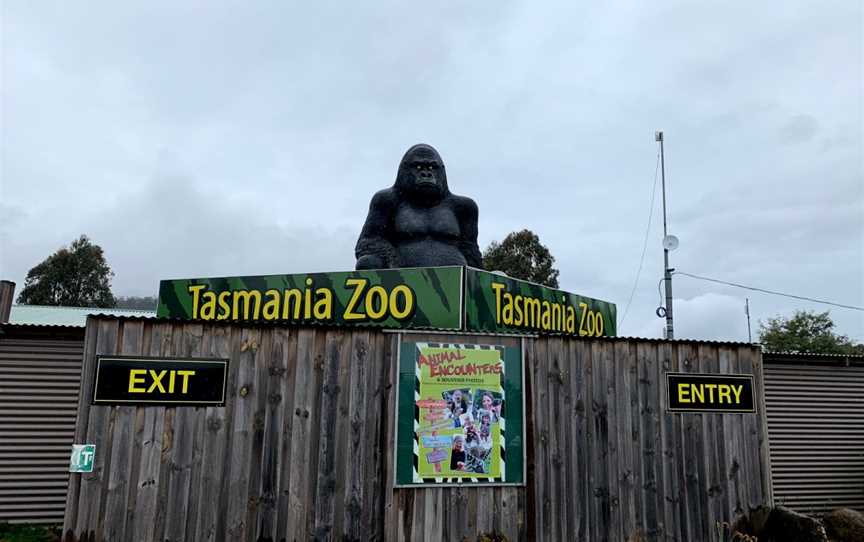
395 144 448 205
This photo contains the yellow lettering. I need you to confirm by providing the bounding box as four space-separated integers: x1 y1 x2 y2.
344 278 367 320
128 369 147 393
177 370 195 393
718 385 731 404
233 290 262 320
304 278 313 319
200 291 217 320
566 306 576 333
704 383 717 402
513 295 523 326
678 384 690 403
365 285 387 320
282 289 302 319
313 288 332 319
552 303 561 331
691 384 704 403
578 302 589 336
263 290 280 320
731 385 742 404
525 297 541 327
389 285 414 319
188 285 206 319
541 301 551 330
502 293 513 325
147 370 167 393
491 282 505 324
169 370 176 393
217 291 231 320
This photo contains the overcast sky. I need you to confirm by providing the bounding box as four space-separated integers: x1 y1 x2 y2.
1 1 862 342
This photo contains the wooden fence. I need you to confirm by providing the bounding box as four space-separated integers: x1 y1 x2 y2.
63 317 772 541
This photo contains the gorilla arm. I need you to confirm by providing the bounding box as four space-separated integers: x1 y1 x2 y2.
454 196 483 268
355 189 397 270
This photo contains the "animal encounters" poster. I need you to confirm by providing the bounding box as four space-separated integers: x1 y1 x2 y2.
395 340 525 486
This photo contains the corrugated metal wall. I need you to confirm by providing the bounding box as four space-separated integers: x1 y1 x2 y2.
764 353 864 516
0 328 84 523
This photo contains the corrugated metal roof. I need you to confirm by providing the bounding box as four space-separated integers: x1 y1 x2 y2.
8 304 156 327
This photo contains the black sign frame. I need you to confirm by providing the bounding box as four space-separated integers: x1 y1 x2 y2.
665 372 756 413
92 355 229 406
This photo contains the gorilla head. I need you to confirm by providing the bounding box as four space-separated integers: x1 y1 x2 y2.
394 144 449 205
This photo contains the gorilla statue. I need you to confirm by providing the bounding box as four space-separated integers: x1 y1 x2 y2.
355 144 483 270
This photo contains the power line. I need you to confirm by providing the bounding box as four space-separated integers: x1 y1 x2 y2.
674 271 864 312
619 150 662 326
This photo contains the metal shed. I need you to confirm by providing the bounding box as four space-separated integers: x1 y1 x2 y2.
763 351 864 515
0 280 156 523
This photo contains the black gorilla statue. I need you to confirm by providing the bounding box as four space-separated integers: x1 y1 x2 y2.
355 144 483 270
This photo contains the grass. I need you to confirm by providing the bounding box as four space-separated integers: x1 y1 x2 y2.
0 523 61 542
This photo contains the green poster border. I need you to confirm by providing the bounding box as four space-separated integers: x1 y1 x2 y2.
394 336 525 487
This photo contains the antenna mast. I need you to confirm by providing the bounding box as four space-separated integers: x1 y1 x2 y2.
656 131 675 339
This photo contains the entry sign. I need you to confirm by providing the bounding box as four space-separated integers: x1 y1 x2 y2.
93 356 228 406
70 444 95 473
666 373 756 413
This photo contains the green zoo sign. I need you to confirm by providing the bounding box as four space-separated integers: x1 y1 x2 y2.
157 267 617 337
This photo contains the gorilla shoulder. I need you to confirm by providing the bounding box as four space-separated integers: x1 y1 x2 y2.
449 194 479 219
367 187 399 212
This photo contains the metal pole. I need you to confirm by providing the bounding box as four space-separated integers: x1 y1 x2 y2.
657 132 674 339
745 297 752 343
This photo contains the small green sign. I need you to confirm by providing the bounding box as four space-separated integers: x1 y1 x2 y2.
463 268 617 337
70 444 95 473
157 267 464 331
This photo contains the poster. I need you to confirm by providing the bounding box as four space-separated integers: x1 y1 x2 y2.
395 340 524 486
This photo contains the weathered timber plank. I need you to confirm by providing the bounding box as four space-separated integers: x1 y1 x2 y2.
243 327 273 542
257 327 291 541
342 331 370 540
194 325 232 542
163 324 204 542
223 327 261 539
181 325 212 542
533 337 551 541
546 338 564 542
603 340 622 542
63 317 99 538
285 328 318 540
365 331 390 542
590 340 610 541
615 341 636 541
102 320 144 541
658 341 681 542
74 319 119 541
329 330 354 539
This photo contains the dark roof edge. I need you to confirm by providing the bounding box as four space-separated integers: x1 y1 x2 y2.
764 350 864 366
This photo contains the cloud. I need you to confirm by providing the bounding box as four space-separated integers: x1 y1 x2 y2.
779 114 819 144
1 0 861 342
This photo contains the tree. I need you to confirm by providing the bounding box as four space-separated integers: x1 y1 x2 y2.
17 235 116 308
482 229 560 288
758 310 864 355
115 296 158 310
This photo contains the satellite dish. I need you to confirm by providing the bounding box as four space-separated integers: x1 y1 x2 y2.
662 235 679 251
